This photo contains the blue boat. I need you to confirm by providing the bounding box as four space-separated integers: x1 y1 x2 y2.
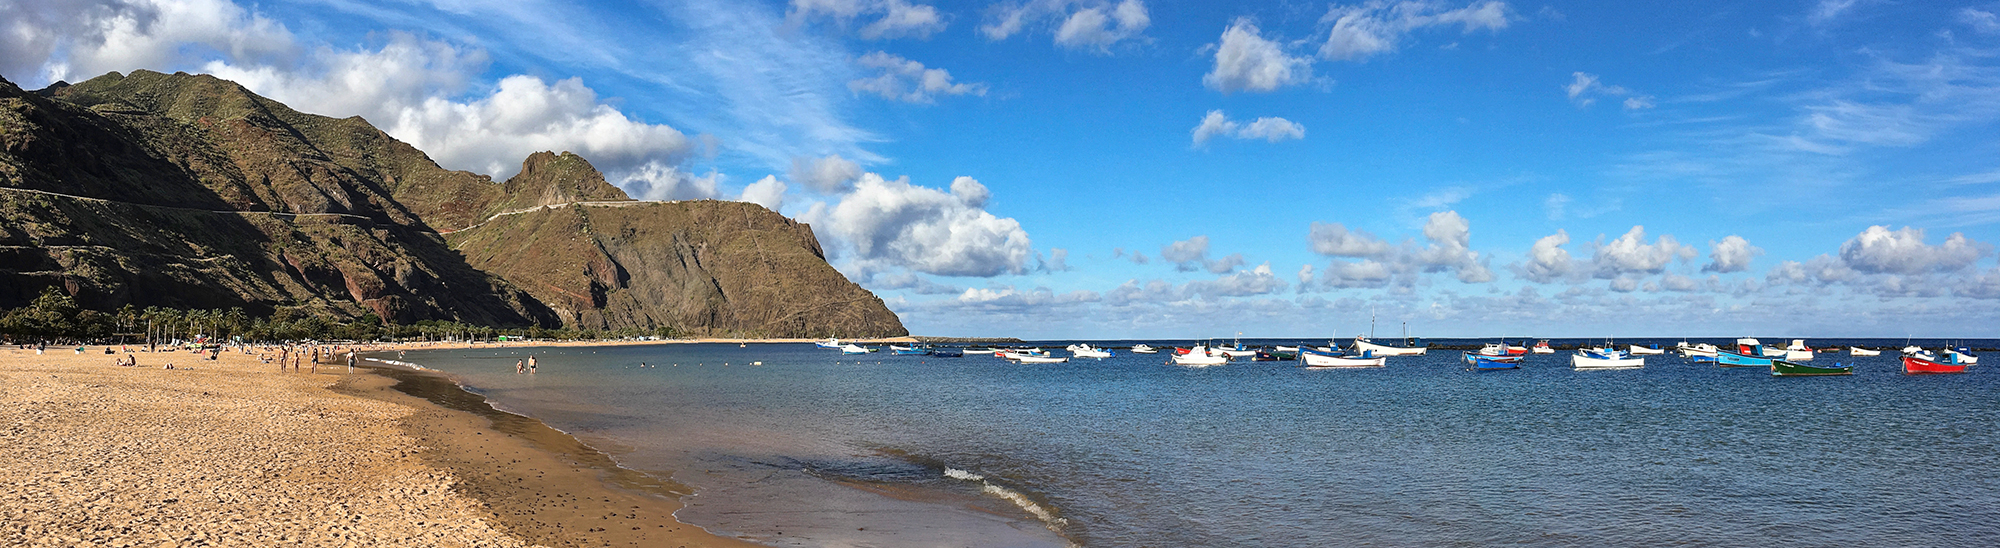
930 348 964 358
1715 349 1775 367
890 345 932 356
1464 352 1521 370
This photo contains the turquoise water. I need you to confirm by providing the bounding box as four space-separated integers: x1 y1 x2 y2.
395 339 2000 547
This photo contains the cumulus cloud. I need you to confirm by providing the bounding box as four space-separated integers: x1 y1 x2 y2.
1053 0 1150 51
1318 0 1510 61
848 51 988 103
1157 235 1247 273
1591 226 1696 278
788 0 947 39
1191 110 1306 147
1185 262 1288 298
1203 18 1313 94
1046 248 1072 271
1305 211 1492 288
194 32 695 185
1308 221 1393 258
1516 230 1573 283
1113 247 1150 264
1837 225 1988 274
1703 235 1762 273
789 154 864 193
865 270 964 295
982 0 1151 51
4 0 296 86
739 175 787 210
623 162 721 201
1565 71 1652 110
804 173 1033 277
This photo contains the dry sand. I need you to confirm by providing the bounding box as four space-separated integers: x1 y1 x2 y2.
0 345 762 547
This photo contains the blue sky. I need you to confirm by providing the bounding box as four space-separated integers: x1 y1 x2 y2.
7 0 2000 338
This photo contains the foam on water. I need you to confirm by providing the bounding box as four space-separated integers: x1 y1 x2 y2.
944 467 1068 532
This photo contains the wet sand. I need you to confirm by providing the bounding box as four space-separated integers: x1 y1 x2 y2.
0 346 760 547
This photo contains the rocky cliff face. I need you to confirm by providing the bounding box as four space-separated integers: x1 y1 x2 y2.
0 70 906 337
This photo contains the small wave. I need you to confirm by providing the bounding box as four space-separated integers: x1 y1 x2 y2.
943 467 984 482
941 468 1067 532
363 357 425 370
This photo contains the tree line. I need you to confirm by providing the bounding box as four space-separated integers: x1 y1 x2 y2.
0 287 678 344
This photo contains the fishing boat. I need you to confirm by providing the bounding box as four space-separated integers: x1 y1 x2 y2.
1464 352 1523 370
815 338 842 349
1770 360 1853 377
1250 351 1288 362
1904 347 1937 361
1352 336 1426 356
1628 344 1665 355
1130 344 1157 354
1676 342 1719 358
1301 348 1385 368
1715 349 1777 367
1014 355 1069 364
890 345 931 356
1903 355 1967 374
1069 344 1113 359
1571 351 1643 369
930 348 964 358
1945 348 1979 365
997 348 1050 361
840 343 874 354
963 347 999 355
1848 347 1881 356
1782 339 1816 361
1477 342 1527 357
1172 346 1229 367
1531 340 1554 354
1216 341 1258 358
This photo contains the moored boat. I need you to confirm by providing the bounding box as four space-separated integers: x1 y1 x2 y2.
815 338 842 349
1715 349 1776 367
1572 351 1644 369
1069 344 1113 359
1945 348 1979 365
840 343 874 354
1531 340 1554 354
1014 355 1069 364
1903 355 1967 374
1771 360 1853 377
1465 353 1522 370
1301 348 1386 368
1848 347 1881 357
930 348 964 358
1677 342 1719 358
1628 344 1665 355
1171 346 1229 367
890 345 931 355
1130 344 1157 354
1352 336 1427 356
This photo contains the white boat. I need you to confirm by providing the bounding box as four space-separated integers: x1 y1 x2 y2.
1302 352 1386 368
1215 343 1258 358
1275 345 1300 353
963 347 999 355
1905 348 1938 361
1901 345 1926 356
1782 339 1816 361
1677 343 1718 358
1070 344 1113 359
840 344 873 354
1572 352 1644 369
1628 344 1665 355
815 338 842 348
1130 344 1157 354
1849 347 1881 357
1531 340 1554 354
1014 355 1069 364
1946 348 1979 365
1351 336 1426 356
1171 346 1229 367
997 348 1049 361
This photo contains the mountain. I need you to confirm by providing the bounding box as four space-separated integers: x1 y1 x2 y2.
0 70 905 337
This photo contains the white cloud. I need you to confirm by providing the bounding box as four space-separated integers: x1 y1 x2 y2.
1964 8 2000 34
1308 222 1393 258
982 0 1151 51
1807 0 1861 27
1416 211 1493 283
1185 262 1288 298
789 154 864 193
864 270 964 295
1590 226 1697 278
1544 193 1571 221
204 34 697 183
950 176 991 208
1564 71 1651 110
1053 0 1149 52
623 162 721 201
848 51 988 103
1046 248 1072 271
1161 235 1210 266
1703 235 1762 273
1837 225 1988 274
788 0 947 40
1191 110 1306 147
805 173 1033 277
739 175 787 210
1203 18 1313 94
1318 0 1511 62
6 0 296 86
1517 230 1573 283
1113 247 1150 264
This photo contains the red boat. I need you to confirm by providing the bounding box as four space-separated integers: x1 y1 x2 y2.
1904 355 1968 374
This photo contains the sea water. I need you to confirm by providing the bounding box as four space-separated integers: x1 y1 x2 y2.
394 339 2000 547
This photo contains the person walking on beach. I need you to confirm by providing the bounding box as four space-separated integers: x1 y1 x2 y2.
346 350 356 373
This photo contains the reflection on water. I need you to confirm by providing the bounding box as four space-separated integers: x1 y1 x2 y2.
400 339 2000 547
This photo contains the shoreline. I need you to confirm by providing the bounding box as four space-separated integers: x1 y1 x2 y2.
0 345 761 547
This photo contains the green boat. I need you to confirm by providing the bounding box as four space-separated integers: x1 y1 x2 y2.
1770 360 1853 377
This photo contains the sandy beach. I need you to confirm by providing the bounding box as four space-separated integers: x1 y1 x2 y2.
0 345 762 547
